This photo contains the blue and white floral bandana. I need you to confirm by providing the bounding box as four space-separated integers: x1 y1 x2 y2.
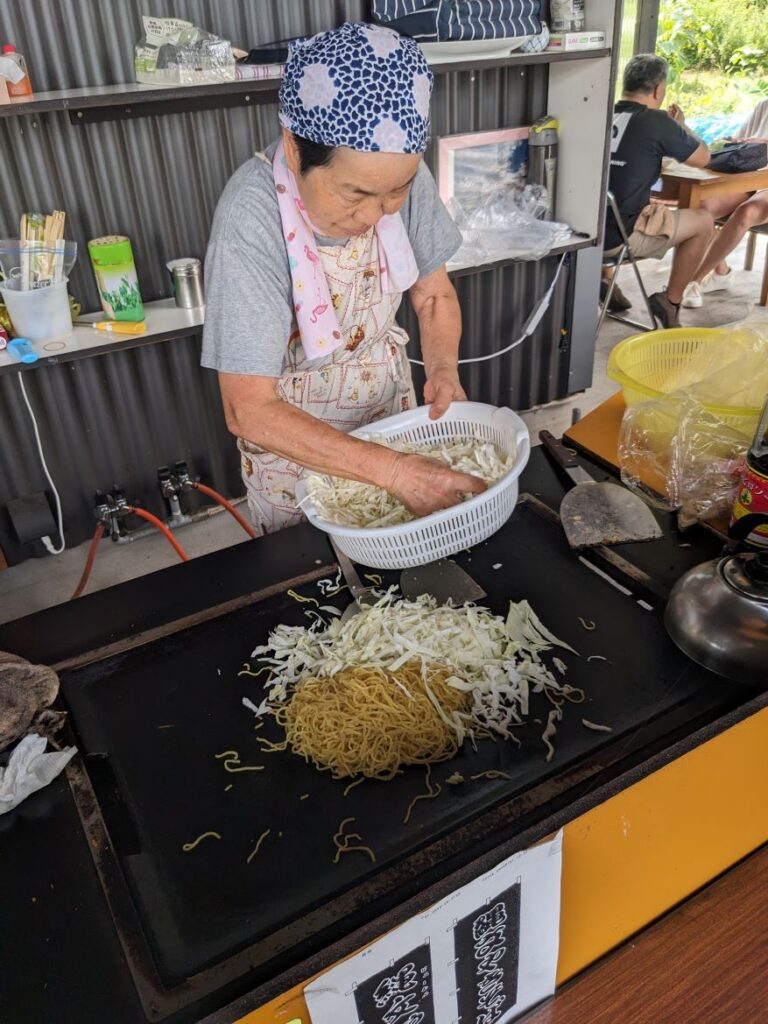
278 22 433 153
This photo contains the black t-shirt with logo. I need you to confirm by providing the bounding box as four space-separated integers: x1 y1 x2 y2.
605 100 699 249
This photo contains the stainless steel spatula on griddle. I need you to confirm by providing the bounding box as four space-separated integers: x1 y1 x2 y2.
539 430 662 549
400 559 486 604
329 539 379 623
330 540 486 622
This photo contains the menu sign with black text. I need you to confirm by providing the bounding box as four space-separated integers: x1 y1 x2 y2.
354 945 436 1024
453 882 521 1024
305 831 562 1024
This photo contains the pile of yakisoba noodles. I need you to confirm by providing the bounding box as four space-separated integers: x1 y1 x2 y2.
301 436 514 528
252 591 581 780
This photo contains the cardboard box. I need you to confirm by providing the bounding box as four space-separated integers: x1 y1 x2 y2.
547 31 606 52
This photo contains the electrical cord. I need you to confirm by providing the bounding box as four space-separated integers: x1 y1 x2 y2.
17 372 65 554
409 253 568 367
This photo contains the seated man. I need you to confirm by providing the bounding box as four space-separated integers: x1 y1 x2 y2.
683 97 768 308
604 54 712 328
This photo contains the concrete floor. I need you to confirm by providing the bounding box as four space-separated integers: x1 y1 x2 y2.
2 236 766 627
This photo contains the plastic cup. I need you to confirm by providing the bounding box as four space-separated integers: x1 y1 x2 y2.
0 278 73 342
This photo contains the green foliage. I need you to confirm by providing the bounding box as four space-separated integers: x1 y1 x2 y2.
101 276 142 313
659 0 768 74
663 68 767 119
657 0 768 118
728 47 767 74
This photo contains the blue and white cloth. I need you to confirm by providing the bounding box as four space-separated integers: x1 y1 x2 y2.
372 0 542 41
278 22 433 153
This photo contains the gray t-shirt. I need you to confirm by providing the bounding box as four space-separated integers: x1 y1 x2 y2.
201 147 462 377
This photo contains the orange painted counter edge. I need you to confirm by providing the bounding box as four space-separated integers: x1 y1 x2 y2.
235 707 768 1024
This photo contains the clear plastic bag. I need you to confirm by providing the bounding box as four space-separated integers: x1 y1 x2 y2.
618 328 768 528
0 239 77 289
134 16 235 86
448 185 572 265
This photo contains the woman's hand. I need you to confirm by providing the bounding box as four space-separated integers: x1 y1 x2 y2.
423 364 467 420
383 452 486 518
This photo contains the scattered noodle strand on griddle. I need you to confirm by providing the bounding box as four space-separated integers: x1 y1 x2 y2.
332 817 376 864
274 662 470 780
246 828 271 863
182 831 221 852
403 764 442 825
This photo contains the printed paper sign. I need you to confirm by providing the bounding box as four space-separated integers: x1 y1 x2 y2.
453 883 521 1024
305 831 562 1024
354 945 436 1024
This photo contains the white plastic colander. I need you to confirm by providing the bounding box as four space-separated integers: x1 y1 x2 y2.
295 403 531 569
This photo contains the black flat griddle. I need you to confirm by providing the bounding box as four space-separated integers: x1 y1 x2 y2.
59 498 744 1018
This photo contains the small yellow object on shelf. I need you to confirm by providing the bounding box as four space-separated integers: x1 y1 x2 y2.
74 319 147 335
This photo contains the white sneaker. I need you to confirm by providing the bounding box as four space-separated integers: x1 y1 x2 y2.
682 281 703 308
701 267 735 294
682 268 735 308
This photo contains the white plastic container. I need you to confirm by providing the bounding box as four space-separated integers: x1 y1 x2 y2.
0 278 72 343
295 402 531 569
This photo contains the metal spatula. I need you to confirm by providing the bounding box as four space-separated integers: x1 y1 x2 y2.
400 559 486 604
329 539 380 623
331 539 486 619
540 430 662 549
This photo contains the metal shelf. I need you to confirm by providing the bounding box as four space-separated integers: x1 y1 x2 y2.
0 48 611 124
0 78 283 124
0 234 596 374
0 298 203 376
448 234 596 278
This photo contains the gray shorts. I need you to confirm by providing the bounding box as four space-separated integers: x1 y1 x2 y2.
605 208 681 260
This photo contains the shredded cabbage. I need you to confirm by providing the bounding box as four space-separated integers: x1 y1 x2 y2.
302 436 515 528
252 591 577 745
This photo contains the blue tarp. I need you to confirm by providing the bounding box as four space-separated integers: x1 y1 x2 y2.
687 112 746 143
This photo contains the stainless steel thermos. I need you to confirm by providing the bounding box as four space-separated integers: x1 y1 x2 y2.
528 116 559 220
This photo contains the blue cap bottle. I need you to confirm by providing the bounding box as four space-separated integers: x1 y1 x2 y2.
7 338 39 363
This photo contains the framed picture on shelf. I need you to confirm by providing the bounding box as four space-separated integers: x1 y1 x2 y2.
437 127 529 206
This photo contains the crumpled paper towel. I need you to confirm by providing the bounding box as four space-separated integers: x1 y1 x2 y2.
0 733 76 815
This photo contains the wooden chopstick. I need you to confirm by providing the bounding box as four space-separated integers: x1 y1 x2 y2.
18 208 67 286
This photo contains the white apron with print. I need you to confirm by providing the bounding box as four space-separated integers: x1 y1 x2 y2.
239 225 416 534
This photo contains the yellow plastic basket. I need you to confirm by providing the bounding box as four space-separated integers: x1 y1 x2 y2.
606 327 762 436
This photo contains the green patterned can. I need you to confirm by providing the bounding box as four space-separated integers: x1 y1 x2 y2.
88 235 144 322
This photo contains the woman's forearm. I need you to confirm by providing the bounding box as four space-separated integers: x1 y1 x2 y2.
415 283 462 374
226 389 400 488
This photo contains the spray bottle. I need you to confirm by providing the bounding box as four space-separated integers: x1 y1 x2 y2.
1 45 33 97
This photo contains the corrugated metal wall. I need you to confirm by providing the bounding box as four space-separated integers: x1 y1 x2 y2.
0 1 570 565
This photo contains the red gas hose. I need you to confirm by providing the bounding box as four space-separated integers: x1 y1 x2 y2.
128 506 190 561
71 522 105 600
191 481 257 539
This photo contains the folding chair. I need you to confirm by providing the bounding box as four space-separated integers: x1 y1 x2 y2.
597 191 658 333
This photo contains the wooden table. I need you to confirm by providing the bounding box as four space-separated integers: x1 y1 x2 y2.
660 162 768 210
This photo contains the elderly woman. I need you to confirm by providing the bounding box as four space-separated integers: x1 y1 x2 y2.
683 97 768 307
202 22 484 534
